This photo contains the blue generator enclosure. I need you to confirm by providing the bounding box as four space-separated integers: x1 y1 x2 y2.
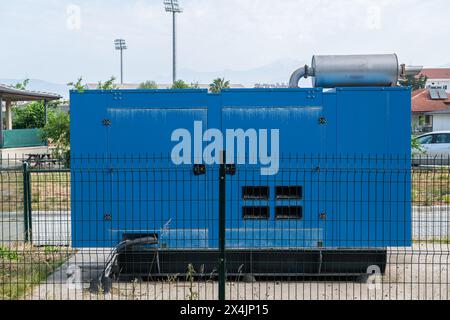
70 87 412 250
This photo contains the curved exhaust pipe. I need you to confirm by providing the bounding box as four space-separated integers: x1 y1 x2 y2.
289 65 315 88
400 64 423 77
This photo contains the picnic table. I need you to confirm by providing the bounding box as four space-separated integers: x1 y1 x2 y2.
25 153 54 168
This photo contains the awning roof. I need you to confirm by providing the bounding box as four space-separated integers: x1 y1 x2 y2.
0 84 61 102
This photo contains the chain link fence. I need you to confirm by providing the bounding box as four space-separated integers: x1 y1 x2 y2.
0 155 449 300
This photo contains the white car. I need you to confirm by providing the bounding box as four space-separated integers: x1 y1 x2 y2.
414 131 450 165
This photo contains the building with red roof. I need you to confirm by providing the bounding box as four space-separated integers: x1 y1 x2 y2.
420 68 450 93
412 88 450 133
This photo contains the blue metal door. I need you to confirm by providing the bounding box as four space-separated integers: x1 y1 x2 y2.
329 88 412 248
220 89 327 249
104 92 211 249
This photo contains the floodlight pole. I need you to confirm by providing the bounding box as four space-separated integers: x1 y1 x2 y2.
165 0 182 84
115 39 126 85
172 11 177 84
120 48 124 85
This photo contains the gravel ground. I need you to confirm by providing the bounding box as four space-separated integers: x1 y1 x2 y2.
0 207 446 300
27 244 450 300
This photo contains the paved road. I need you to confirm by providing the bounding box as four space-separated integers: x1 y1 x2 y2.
0 212 25 243
1 206 450 246
0 211 71 246
412 206 450 240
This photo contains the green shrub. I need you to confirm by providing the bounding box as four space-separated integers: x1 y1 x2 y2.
138 81 158 89
0 247 19 260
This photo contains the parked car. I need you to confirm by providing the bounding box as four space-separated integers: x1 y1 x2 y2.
413 131 450 166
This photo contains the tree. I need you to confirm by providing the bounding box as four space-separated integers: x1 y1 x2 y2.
171 80 200 89
12 101 49 129
171 80 191 89
190 81 200 89
138 81 158 89
67 77 88 93
399 74 428 90
412 136 425 156
12 101 63 129
97 76 118 90
209 78 230 93
42 111 71 162
68 76 118 92
14 79 30 90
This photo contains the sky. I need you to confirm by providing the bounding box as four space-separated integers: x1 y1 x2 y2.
0 0 449 85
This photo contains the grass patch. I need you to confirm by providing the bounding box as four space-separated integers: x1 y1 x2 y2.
412 168 450 206
0 244 72 300
0 171 71 212
413 237 450 244
0 247 19 260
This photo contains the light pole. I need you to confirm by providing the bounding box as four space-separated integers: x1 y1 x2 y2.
164 0 183 84
114 39 127 84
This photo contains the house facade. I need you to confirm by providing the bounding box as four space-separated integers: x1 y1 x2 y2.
412 88 450 134
420 68 450 93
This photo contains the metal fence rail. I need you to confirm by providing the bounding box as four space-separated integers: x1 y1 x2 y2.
0 155 450 300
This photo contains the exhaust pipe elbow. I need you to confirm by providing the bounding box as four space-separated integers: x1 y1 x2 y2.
289 65 313 88
400 64 424 78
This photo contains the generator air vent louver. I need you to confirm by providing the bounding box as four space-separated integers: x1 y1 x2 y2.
122 233 159 243
275 206 303 220
276 186 303 200
243 206 270 220
242 186 270 200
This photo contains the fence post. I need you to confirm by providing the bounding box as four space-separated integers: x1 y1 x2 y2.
22 162 32 243
218 151 226 301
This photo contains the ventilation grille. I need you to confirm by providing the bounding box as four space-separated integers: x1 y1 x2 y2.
276 186 303 200
242 186 270 200
243 206 270 220
275 206 303 219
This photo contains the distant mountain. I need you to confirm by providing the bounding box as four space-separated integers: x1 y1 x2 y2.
175 58 306 87
439 63 450 68
0 79 69 99
0 59 311 98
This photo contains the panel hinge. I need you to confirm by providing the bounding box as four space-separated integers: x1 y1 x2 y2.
318 117 327 125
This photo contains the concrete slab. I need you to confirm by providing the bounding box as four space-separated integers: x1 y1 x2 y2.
0 211 71 246
26 244 450 300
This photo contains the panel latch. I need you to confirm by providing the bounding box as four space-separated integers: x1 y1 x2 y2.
193 164 206 176
225 164 236 175
318 117 327 125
